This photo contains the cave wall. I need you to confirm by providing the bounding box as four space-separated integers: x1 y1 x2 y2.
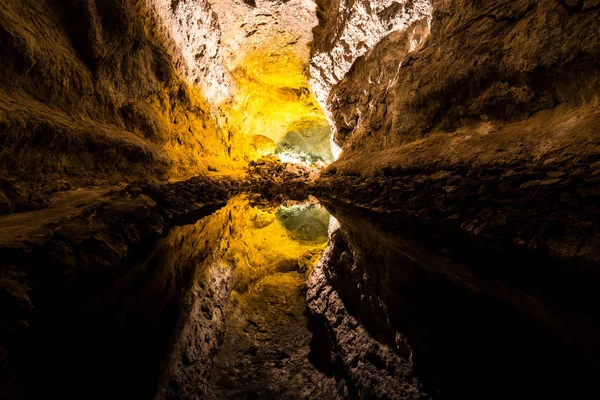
0 0 245 199
147 0 233 104
312 0 600 271
319 0 600 164
209 0 334 162
1 0 599 398
141 0 335 164
309 0 432 121
0 0 337 202
307 1 600 397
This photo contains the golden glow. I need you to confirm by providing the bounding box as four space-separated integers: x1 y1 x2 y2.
219 45 332 163
153 195 329 293
220 196 329 292
137 2 333 171
146 83 247 176
135 2 250 177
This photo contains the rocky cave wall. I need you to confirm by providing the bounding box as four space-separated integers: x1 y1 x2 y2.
147 0 233 105
311 0 600 265
0 0 336 213
309 0 432 155
306 0 600 397
319 0 600 166
209 0 334 163
2 0 600 398
0 0 250 199
148 0 336 164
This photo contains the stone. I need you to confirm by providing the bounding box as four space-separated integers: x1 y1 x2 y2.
546 171 566 179
583 0 600 10
0 190 12 214
547 235 581 258
520 179 561 189
575 188 600 200
578 234 600 264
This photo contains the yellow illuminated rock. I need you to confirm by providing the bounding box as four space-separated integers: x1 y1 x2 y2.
220 45 332 164
140 0 335 168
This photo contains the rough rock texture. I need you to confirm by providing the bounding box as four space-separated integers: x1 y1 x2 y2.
209 0 316 75
147 0 336 163
325 0 600 155
328 17 430 146
316 146 600 270
144 0 233 104
307 226 427 400
306 5 600 389
2 0 600 399
0 0 334 213
309 0 432 136
308 201 600 398
209 0 333 161
246 155 322 199
0 0 245 193
312 0 600 304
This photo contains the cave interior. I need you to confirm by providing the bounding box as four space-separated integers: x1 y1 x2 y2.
1 0 600 399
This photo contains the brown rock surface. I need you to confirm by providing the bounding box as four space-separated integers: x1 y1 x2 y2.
323 0 600 157
309 0 432 121
0 0 243 191
313 0 600 273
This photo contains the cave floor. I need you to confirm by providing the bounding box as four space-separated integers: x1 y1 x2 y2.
207 271 341 399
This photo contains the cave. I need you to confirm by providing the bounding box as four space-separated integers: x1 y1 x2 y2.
1 0 599 399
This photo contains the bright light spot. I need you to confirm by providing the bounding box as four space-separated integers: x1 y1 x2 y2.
277 153 307 165
331 138 342 160
328 216 340 236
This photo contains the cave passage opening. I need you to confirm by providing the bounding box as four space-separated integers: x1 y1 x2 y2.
177 0 339 168
216 29 336 167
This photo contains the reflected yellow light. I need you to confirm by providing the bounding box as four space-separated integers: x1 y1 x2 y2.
221 196 329 292
154 195 330 294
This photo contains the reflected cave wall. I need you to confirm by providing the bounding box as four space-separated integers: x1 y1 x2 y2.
309 201 600 398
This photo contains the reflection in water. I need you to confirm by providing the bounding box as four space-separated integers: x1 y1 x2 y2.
153 194 334 399
25 195 333 400
23 193 600 400
28 196 238 400
276 203 330 243
206 197 340 399
220 196 329 294
314 200 600 399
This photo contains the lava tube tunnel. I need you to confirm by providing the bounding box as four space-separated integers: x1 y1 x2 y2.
1 0 600 399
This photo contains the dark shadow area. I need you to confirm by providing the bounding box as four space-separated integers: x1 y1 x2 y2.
15 203 228 400
317 198 600 399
